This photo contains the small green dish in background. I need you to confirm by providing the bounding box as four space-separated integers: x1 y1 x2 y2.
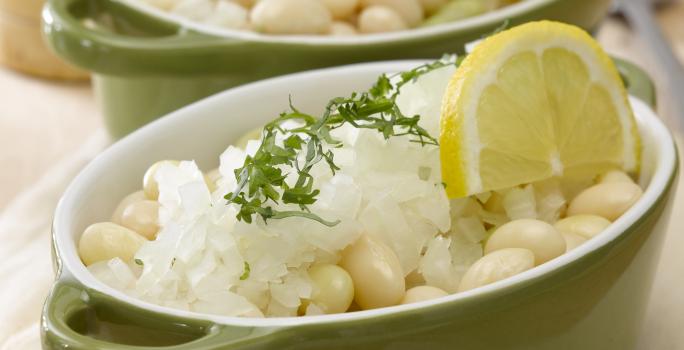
42 0 613 138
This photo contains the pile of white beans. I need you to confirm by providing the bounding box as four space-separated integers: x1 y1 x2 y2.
139 0 515 36
79 158 643 315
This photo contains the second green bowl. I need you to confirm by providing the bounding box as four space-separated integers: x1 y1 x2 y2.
43 0 613 138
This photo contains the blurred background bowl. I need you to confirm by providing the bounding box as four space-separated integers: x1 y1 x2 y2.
43 0 613 138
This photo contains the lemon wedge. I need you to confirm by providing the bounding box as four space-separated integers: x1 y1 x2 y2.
440 21 640 198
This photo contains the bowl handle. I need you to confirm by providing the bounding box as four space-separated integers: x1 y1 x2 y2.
614 58 656 109
42 281 277 350
42 0 239 76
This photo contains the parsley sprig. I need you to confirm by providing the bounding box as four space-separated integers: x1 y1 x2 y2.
225 55 458 226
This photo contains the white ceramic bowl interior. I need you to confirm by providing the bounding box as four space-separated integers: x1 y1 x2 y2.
118 0 568 45
53 60 677 327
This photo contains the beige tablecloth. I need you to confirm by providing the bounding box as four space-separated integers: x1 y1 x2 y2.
0 131 109 349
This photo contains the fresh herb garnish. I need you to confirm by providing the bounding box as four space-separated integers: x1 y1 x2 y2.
240 262 251 280
225 55 458 226
135 259 144 266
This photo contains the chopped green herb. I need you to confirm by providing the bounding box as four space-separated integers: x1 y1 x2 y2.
225 55 458 226
240 262 251 280
134 259 144 266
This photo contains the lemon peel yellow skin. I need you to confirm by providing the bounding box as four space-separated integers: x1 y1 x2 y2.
440 21 641 198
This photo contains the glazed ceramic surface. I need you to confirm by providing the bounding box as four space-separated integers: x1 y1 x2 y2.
42 0 613 138
43 61 678 350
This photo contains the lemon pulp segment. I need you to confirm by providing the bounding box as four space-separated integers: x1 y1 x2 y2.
440 21 640 198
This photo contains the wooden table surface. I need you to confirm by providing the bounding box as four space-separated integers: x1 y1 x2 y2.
0 2 683 349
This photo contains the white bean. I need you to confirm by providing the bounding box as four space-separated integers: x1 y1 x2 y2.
243 308 265 318
358 6 408 33
554 215 611 240
320 0 359 19
121 200 160 240
329 21 358 36
171 0 213 20
308 264 355 314
360 0 424 27
598 169 635 184
203 2 249 29
143 160 180 200
561 232 587 252
111 191 146 225
484 219 566 265
251 0 333 35
340 235 405 309
79 222 147 266
401 286 448 304
458 248 535 292
567 182 643 221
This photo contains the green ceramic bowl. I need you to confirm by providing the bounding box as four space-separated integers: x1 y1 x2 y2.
42 0 613 138
42 60 677 350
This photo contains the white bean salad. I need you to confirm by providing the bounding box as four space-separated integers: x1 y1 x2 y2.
80 159 642 316
138 0 520 35
79 62 643 318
